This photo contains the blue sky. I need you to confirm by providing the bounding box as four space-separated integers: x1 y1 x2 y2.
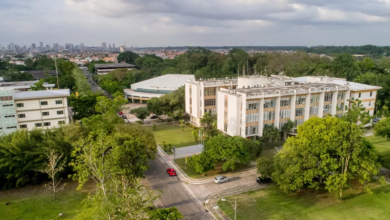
1 0 390 47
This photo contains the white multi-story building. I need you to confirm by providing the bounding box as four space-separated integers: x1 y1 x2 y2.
0 89 71 135
185 75 381 138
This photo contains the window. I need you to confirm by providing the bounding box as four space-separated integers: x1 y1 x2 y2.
280 109 291 118
310 94 320 103
310 106 319 115
55 100 63 104
7 126 17 129
5 115 15 118
224 123 227 132
295 119 304 126
264 111 275 121
0 96 13 101
336 113 343 118
44 122 51 126
324 105 332 113
246 113 259 123
337 103 344 110
35 123 42 127
247 100 260 110
189 87 191 94
204 88 216 96
225 99 228 107
370 92 373 97
369 101 371 106
42 112 50 116
324 93 333 102
264 99 276 108
20 124 27 129
3 104 13 107
18 114 26 118
296 96 306 105
245 126 258 136
204 99 216 106
41 101 48 105
337 92 345 100
295 108 304 116
190 107 192 114
280 97 290 106
359 93 361 98
16 103 24 107
58 121 65 125
190 98 192 105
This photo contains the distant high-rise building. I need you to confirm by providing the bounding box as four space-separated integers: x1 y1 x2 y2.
102 42 107 51
109 44 112 51
120 46 125 53
113 44 115 49
31 43 36 50
40 42 43 50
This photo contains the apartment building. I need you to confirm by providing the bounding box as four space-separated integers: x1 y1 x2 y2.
185 78 237 126
0 89 71 135
186 75 381 138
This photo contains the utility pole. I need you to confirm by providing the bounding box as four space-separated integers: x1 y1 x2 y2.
54 57 59 89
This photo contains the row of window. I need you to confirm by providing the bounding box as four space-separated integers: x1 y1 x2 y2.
15 100 63 108
264 111 276 121
246 113 259 123
204 88 217 96
0 96 13 101
280 97 290 106
204 99 216 106
0 126 17 130
20 121 66 129
247 100 260 110
245 126 258 136
3 104 13 107
264 99 276 108
17 110 64 118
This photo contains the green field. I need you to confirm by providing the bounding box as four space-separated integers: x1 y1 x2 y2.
145 124 198 148
218 184 390 220
0 180 93 220
365 135 390 156
174 158 255 179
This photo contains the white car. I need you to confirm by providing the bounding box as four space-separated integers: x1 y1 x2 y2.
214 176 229 184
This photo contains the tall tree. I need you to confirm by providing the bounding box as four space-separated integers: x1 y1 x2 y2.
117 51 140 64
131 107 150 122
331 53 358 80
39 149 66 199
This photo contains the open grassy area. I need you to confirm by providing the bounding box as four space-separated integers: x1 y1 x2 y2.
0 180 94 220
365 135 390 156
174 157 256 179
218 183 390 220
145 124 198 148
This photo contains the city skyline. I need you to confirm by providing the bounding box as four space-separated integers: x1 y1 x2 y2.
1 0 390 47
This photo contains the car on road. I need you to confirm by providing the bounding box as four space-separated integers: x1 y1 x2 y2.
150 115 158 119
122 115 127 119
256 177 272 184
167 168 177 176
214 176 229 184
118 111 123 115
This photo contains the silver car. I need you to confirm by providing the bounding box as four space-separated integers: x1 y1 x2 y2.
214 176 229 184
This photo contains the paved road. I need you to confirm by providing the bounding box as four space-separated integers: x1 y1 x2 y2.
145 157 213 220
82 70 103 92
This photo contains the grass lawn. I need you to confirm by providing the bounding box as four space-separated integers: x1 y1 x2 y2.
174 157 256 179
218 183 390 220
0 180 94 220
365 135 390 156
145 124 198 148
260 148 277 158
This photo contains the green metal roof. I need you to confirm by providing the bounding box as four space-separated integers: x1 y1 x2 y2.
134 88 174 94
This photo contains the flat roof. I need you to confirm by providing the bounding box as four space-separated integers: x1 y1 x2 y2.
295 76 382 91
14 89 70 100
131 74 195 91
94 63 135 69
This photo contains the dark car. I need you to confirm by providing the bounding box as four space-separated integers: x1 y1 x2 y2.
150 115 158 119
122 115 127 119
256 177 271 184
167 168 177 176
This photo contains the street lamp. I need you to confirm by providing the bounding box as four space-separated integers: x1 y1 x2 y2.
221 197 237 220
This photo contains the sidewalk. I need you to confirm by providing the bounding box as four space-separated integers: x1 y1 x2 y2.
157 146 257 185
205 183 269 220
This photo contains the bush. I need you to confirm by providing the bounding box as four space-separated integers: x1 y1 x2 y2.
162 143 173 152
135 121 143 124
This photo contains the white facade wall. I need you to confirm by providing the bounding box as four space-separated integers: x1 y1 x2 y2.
227 95 241 136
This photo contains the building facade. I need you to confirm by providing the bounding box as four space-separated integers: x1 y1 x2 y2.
0 89 71 135
185 75 381 138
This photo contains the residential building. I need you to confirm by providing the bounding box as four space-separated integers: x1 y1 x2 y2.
94 63 136 75
0 80 55 91
125 74 194 103
185 75 381 138
185 77 237 126
0 89 71 135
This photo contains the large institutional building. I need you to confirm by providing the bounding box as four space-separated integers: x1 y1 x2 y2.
185 75 381 138
0 89 71 135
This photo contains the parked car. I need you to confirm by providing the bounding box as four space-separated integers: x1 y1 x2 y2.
118 111 123 115
372 117 381 123
150 115 158 119
256 177 272 184
122 115 127 119
214 176 229 184
167 168 177 176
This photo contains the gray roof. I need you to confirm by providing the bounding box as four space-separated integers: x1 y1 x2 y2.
23 70 57 80
130 74 195 91
14 89 70 100
94 63 135 69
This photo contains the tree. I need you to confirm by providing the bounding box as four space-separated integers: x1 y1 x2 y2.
192 128 200 142
374 117 390 140
117 51 140 64
188 153 215 176
331 53 357 81
39 149 66 199
262 124 280 148
69 92 104 120
200 112 218 138
256 156 274 177
281 120 295 140
341 97 371 126
179 119 185 131
150 207 183 220
31 79 46 91
147 97 163 116
131 107 150 122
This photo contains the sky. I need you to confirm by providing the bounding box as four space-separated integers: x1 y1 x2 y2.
1 0 390 47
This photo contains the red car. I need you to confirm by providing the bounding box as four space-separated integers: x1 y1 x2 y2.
118 111 123 115
167 168 177 176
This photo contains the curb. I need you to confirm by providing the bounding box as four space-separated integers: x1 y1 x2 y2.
157 146 257 185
